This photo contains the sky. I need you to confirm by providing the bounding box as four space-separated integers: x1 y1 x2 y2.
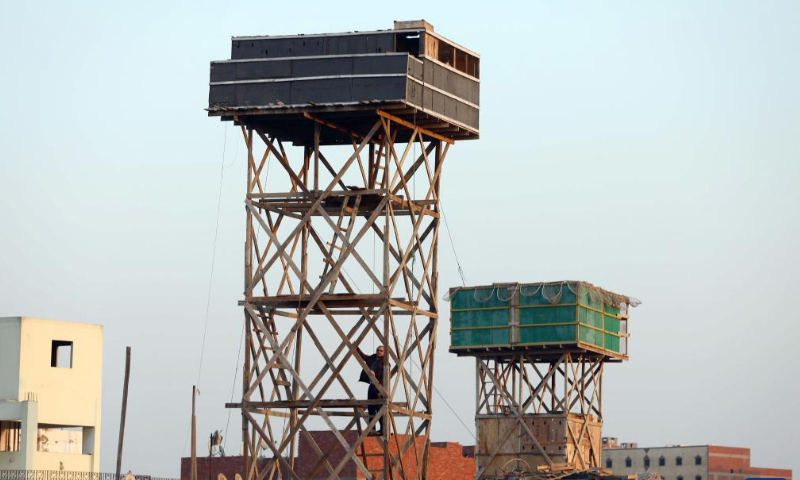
1 0 799 477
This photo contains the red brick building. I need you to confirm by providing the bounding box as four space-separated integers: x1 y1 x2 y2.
707 446 791 480
181 436 790 480
180 431 476 480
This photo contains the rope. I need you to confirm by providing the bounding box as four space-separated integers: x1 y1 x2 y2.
433 380 476 441
223 321 245 453
409 358 476 441
182 122 230 456
196 124 228 387
440 202 467 287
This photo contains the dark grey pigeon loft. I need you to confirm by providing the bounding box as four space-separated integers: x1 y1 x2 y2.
208 20 479 145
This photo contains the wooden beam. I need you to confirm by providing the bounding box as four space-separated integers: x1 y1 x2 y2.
376 110 454 145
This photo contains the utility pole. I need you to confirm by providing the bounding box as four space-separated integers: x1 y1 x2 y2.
191 385 198 480
115 346 131 480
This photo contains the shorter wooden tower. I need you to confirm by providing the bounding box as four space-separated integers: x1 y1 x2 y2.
448 281 639 479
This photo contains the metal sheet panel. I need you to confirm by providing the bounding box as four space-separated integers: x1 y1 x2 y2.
289 78 353 104
353 55 409 75
352 76 406 102
232 32 397 60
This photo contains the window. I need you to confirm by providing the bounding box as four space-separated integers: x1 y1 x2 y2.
51 340 73 368
696 476 702 480
395 33 421 57
626 457 632 468
695 455 702 466
659 456 666 467
0 421 22 452
644 456 651 469
676 456 683 466
678 476 684 480
606 459 613 469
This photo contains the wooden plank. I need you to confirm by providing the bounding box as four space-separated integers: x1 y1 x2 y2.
376 110 454 145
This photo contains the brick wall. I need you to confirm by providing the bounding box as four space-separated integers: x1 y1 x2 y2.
180 431 477 480
179 456 272 480
427 442 475 480
708 446 751 472
708 446 791 480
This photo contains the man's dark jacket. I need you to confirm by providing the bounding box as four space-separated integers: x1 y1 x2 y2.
357 349 384 385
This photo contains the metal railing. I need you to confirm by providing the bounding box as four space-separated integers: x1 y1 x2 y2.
0 470 178 480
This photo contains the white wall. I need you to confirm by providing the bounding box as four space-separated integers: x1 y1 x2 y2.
605 446 709 480
18 318 104 429
0 318 22 401
0 317 104 472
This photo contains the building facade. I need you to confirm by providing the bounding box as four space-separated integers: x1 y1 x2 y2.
0 317 103 472
180 431 476 480
603 439 792 480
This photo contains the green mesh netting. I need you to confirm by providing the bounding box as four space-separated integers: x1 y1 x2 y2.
447 281 639 355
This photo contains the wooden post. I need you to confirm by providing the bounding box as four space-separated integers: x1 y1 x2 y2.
115 346 131 480
191 385 198 480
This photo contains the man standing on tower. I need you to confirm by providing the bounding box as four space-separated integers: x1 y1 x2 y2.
357 345 386 436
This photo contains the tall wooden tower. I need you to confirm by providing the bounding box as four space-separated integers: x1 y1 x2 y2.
207 20 480 480
448 281 639 479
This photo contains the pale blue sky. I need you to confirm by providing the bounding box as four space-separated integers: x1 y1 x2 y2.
1 1 799 477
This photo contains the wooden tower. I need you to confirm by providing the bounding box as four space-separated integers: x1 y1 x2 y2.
207 20 480 480
448 281 639 479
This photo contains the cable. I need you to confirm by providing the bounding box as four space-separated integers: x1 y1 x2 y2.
196 124 228 387
409 358 475 441
223 126 239 169
223 322 245 452
182 123 229 457
440 203 467 287
432 378 476 441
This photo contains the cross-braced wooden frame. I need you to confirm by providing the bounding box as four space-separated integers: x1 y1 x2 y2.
229 110 451 480
474 353 606 479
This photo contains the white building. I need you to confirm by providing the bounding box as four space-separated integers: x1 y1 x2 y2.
0 317 103 472
602 438 792 480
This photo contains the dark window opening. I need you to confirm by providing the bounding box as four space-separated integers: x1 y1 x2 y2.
695 456 702 466
644 456 651 469
395 33 421 57
51 340 73 368
696 476 702 480
0 421 22 452
606 459 613 469
676 456 683 466
659 456 666 467
439 43 455 67
678 476 684 480
625 457 632 468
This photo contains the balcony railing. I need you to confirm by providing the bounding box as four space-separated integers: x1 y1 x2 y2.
0 470 178 480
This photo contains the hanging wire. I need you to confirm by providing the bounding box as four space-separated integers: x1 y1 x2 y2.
196 124 229 388
223 322 245 452
440 202 467 287
409 358 475 441
183 122 230 456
